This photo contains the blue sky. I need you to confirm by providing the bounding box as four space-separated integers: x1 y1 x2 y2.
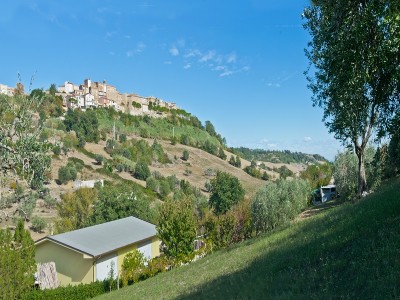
0 0 341 160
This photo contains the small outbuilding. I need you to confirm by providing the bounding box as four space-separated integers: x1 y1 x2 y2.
311 185 337 204
35 217 160 286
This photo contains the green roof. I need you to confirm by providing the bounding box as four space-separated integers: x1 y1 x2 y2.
39 217 157 257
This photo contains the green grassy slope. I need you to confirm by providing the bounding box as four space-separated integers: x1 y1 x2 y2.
97 178 400 299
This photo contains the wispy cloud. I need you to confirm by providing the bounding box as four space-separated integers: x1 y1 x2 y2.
265 72 297 88
165 41 249 77
199 50 216 63
104 31 117 42
226 53 237 64
304 136 312 142
164 61 172 65
169 46 179 56
266 82 281 88
126 41 146 57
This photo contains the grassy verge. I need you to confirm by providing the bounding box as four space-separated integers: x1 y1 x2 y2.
96 178 400 299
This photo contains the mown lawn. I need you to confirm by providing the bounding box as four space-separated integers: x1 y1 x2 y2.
97 178 400 299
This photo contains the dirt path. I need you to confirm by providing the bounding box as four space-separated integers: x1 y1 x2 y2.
298 200 342 220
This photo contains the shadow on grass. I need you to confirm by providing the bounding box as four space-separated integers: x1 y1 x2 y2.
177 182 400 299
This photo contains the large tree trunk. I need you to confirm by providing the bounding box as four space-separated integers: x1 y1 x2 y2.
356 148 368 197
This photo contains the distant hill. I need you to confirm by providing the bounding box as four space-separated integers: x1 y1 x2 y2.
230 147 328 164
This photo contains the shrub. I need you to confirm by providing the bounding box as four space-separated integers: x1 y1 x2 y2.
105 139 116 153
204 212 235 249
218 147 227 160
139 127 150 138
146 255 170 277
94 154 104 165
31 216 46 232
182 149 189 161
120 250 148 286
159 180 171 198
43 195 57 209
25 281 107 300
251 178 310 234
146 177 159 193
53 145 61 156
119 133 127 143
134 161 151 181
58 163 77 184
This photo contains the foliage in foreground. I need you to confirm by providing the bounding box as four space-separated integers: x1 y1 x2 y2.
0 220 36 300
24 281 108 300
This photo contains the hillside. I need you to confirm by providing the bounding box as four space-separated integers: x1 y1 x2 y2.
0 106 324 242
96 178 400 299
231 147 328 164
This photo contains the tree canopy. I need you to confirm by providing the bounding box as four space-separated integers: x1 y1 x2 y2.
303 0 400 195
209 171 245 215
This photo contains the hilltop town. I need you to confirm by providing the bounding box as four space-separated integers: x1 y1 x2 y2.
0 79 178 116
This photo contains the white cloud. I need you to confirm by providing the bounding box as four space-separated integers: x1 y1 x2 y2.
169 46 179 56
185 49 202 58
219 70 235 77
213 65 226 71
199 50 216 63
176 39 185 48
183 64 191 69
226 53 237 63
136 41 146 52
126 42 146 57
267 82 281 88
304 136 312 142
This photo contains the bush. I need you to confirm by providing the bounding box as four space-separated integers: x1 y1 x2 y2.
182 149 189 161
159 180 171 198
31 216 46 232
58 164 77 184
120 250 148 286
204 212 235 249
134 161 151 181
251 178 310 234
94 154 104 165
119 133 127 143
146 177 159 193
43 195 57 209
53 145 61 156
25 281 107 300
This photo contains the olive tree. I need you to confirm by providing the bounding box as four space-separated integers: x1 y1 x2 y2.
303 1 400 196
0 92 51 189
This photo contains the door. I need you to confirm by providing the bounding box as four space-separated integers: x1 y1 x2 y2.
137 240 152 260
96 252 118 281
